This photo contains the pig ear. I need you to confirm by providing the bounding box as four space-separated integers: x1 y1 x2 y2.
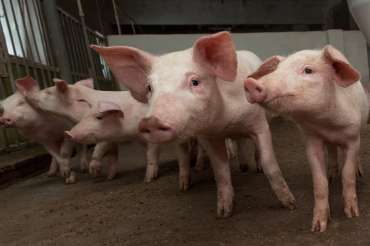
193 31 237 81
53 78 69 93
75 78 94 89
96 101 124 119
15 76 40 95
91 45 154 103
248 56 284 80
323 45 360 87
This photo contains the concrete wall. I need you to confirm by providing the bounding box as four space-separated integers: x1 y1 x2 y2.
108 29 369 83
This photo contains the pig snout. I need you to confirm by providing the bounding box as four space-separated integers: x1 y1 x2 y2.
244 77 267 104
139 116 175 143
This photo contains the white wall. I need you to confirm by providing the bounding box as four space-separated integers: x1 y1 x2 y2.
108 29 369 83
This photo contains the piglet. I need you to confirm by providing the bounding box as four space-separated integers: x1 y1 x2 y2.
244 45 369 232
1 76 77 183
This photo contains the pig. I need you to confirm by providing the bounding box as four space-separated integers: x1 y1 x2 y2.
64 99 171 185
244 45 369 232
1 76 77 183
91 31 296 217
23 79 193 187
20 78 121 180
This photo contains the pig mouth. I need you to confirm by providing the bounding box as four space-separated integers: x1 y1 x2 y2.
263 94 295 109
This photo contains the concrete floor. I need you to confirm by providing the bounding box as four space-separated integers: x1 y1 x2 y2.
1 119 370 245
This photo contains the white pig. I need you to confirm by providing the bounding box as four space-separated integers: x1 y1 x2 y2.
244 45 368 232
23 80 193 187
2 76 77 183
92 31 296 217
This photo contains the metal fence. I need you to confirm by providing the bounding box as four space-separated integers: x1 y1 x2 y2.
0 0 114 153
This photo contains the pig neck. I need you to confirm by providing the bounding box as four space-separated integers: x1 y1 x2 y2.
19 107 67 143
292 84 361 142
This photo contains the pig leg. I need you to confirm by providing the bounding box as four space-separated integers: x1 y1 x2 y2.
327 144 339 181
144 142 160 183
105 143 119 180
47 157 59 176
59 138 76 184
176 142 191 191
89 141 114 177
44 140 76 184
254 128 296 210
199 137 234 218
306 136 329 232
194 143 207 172
342 137 360 218
236 138 256 172
79 144 90 173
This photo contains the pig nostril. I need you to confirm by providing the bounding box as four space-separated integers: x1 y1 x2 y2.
159 126 170 131
142 129 151 134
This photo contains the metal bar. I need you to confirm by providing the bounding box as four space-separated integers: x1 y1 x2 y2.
59 13 78 79
68 18 84 76
36 0 56 68
23 0 42 64
76 0 99 88
42 0 72 82
74 22 90 76
8 0 29 76
112 0 122 34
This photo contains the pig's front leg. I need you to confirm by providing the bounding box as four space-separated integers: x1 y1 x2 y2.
89 141 114 177
47 157 59 176
175 142 191 191
342 137 360 218
59 138 76 184
254 127 296 210
305 136 329 232
144 142 160 183
199 137 234 218
79 144 90 173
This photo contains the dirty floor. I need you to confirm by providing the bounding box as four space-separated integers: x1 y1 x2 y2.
1 119 370 246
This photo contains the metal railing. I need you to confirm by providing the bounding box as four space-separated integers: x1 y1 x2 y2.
0 0 114 153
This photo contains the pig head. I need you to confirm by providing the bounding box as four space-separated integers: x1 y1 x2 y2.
92 31 237 143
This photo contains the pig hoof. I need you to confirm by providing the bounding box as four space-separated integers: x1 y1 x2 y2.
59 167 71 178
65 172 77 184
179 176 191 191
217 204 233 218
89 160 102 177
344 199 360 218
217 190 234 218
144 165 158 183
282 197 297 210
107 167 118 180
311 208 329 232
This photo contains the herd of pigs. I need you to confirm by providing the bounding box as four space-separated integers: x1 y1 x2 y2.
0 31 368 233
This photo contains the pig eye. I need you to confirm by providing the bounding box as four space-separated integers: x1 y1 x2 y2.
191 79 200 86
96 115 103 120
304 67 314 74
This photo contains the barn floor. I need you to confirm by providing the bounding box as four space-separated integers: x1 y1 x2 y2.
1 119 370 246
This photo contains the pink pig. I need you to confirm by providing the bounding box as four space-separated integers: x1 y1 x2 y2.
64 98 192 188
23 80 193 186
244 45 369 232
1 76 77 183
92 31 296 217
